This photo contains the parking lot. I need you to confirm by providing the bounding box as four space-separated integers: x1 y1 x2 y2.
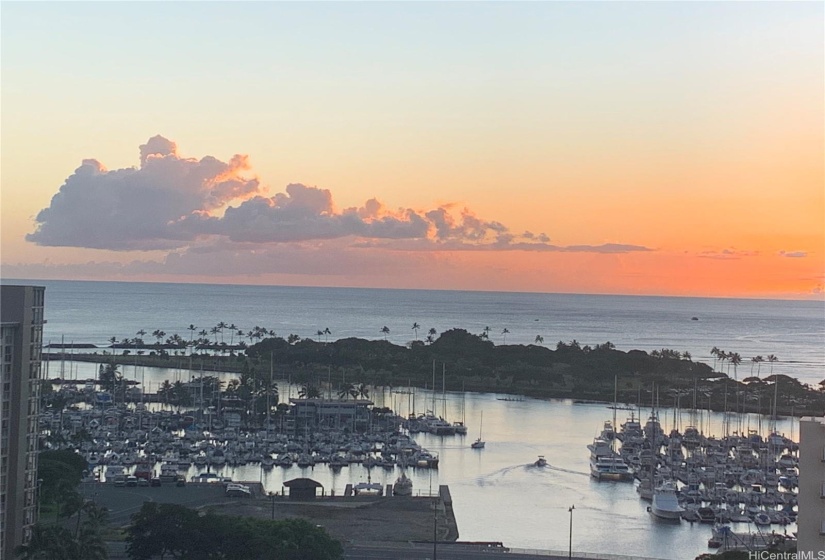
80 480 229 526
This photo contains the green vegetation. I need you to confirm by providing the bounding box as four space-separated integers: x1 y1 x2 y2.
51 328 825 416
16 502 109 560
38 450 87 523
126 502 343 560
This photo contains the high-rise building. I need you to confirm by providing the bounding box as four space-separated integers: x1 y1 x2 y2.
798 415 825 554
0 285 45 559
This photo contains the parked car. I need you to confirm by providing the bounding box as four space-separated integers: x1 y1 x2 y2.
113 475 126 487
126 475 138 487
150 477 162 487
138 478 150 487
225 483 252 498
175 475 186 487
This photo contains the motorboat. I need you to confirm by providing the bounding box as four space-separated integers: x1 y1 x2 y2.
353 481 382 496
393 472 413 496
636 477 654 501
534 455 547 467
649 480 684 521
470 411 485 449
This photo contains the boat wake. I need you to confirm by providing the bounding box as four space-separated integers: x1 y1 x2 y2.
473 464 524 486
527 461 589 477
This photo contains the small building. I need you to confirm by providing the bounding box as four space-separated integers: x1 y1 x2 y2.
289 398 373 432
283 478 323 500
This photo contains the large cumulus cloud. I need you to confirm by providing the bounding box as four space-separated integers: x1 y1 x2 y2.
27 136 261 250
27 136 652 256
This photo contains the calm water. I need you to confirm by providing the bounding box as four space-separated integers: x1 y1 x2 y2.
7 279 823 558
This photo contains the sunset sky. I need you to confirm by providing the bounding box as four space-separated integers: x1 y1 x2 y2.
2 2 823 298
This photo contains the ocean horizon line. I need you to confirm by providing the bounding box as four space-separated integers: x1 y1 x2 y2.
2 276 822 304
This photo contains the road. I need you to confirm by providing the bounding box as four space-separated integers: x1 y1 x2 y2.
344 543 588 559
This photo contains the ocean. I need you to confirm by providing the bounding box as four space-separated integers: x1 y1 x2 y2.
4 278 824 558
7 279 825 386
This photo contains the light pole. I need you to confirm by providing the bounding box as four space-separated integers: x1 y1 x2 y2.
433 493 438 560
568 505 575 560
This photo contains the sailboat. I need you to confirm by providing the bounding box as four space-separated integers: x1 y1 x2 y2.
471 411 485 449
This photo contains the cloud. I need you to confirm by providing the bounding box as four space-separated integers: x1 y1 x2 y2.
26 136 653 257
779 251 808 258
27 135 261 250
698 248 759 260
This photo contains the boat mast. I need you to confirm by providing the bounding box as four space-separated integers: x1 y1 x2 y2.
431 360 436 415
268 352 273 430
612 375 618 453
442 363 446 419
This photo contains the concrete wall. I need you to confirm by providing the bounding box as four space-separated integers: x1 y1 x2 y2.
798 416 825 554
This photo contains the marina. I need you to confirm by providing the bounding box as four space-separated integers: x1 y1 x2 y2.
44 360 802 558
22 280 824 558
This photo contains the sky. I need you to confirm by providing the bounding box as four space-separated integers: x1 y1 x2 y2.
1 2 823 299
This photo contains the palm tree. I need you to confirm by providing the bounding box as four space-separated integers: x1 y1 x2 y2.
729 352 742 381
298 384 321 399
338 382 356 400
380 326 390 340
356 383 370 399
412 323 420 340
682 351 692 361
316 330 324 342
753 355 764 378
158 380 173 410
534 335 544 345
483 326 491 338
323 327 331 344
425 334 434 345
501 328 510 344
710 346 720 372
135 329 147 346
187 324 197 346
767 354 778 377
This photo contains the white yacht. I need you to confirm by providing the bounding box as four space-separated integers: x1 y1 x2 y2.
588 437 632 481
649 480 684 521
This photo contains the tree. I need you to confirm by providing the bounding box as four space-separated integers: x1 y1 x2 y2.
767 354 778 377
501 328 510 344
356 383 370 399
337 382 356 400
412 323 420 340
534 335 544 345
729 352 742 381
15 524 77 560
380 326 390 340
298 384 321 399
126 502 343 560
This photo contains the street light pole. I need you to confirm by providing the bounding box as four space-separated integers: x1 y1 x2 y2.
433 494 438 560
568 505 575 560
